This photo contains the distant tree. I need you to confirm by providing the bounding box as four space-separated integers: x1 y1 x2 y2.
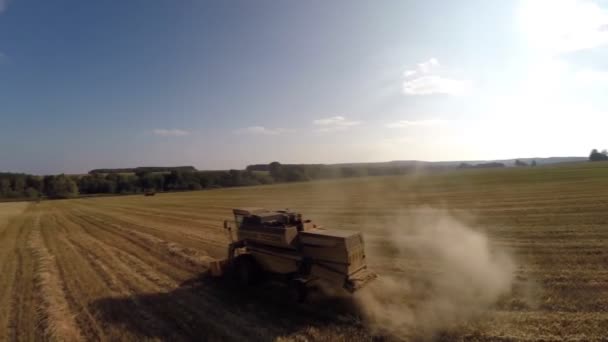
246 164 270 172
473 162 505 168
589 149 608 161
341 167 367 178
515 159 529 167
269 162 283 181
116 175 138 193
0 178 11 195
24 187 40 199
160 170 201 190
90 166 197 174
195 172 211 188
164 170 183 190
45 174 78 199
252 172 273 184
152 173 165 191
228 169 242 186
531 160 537 167
182 172 201 190
284 167 308 182
26 175 43 193
12 177 26 194
101 179 117 193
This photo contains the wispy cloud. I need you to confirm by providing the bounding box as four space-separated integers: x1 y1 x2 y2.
402 58 472 96
387 119 448 128
403 76 472 95
234 126 292 135
152 129 190 137
0 0 9 13
313 116 362 132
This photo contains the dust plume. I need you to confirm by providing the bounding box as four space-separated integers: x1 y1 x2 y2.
355 208 515 339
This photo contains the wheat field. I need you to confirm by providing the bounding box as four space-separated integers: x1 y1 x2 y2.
1 162 608 341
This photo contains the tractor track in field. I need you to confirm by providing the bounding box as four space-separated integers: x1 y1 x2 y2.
74 204 229 256
49 204 267 340
9 241 28 339
64 213 183 287
66 240 252 340
65 236 182 339
0 218 21 341
6 212 37 342
46 236 107 342
27 212 83 341
69 208 215 272
7 230 28 342
59 210 195 340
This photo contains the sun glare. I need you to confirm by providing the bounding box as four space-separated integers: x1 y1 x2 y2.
519 0 608 54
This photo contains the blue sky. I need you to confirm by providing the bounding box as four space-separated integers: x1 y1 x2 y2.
2 0 608 174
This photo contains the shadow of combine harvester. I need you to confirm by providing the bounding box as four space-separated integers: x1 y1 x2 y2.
89 274 375 341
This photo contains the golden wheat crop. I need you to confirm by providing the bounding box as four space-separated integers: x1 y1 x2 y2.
1 162 607 341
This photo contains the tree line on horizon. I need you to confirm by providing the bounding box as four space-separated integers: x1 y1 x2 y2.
0 154 603 201
0 169 274 200
0 161 434 200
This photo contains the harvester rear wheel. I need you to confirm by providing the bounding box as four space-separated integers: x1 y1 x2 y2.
288 280 308 303
232 254 260 286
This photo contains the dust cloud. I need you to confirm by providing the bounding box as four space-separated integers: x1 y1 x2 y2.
355 208 515 339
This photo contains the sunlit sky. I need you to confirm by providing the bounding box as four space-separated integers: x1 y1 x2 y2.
2 0 608 174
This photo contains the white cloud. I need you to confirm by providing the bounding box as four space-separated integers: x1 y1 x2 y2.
519 0 608 54
418 57 440 73
313 116 362 132
403 75 472 95
152 129 190 137
403 58 440 78
386 119 448 128
234 126 291 135
402 58 471 96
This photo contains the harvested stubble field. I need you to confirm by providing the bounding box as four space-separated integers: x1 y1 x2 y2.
1 162 608 341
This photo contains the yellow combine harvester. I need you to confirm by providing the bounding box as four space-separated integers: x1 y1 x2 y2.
210 208 377 301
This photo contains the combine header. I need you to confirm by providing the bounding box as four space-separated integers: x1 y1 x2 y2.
210 208 377 301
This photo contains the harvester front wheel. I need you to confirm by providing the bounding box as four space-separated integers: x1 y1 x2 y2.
232 254 260 286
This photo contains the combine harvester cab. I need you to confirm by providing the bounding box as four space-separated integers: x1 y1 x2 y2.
213 208 377 300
